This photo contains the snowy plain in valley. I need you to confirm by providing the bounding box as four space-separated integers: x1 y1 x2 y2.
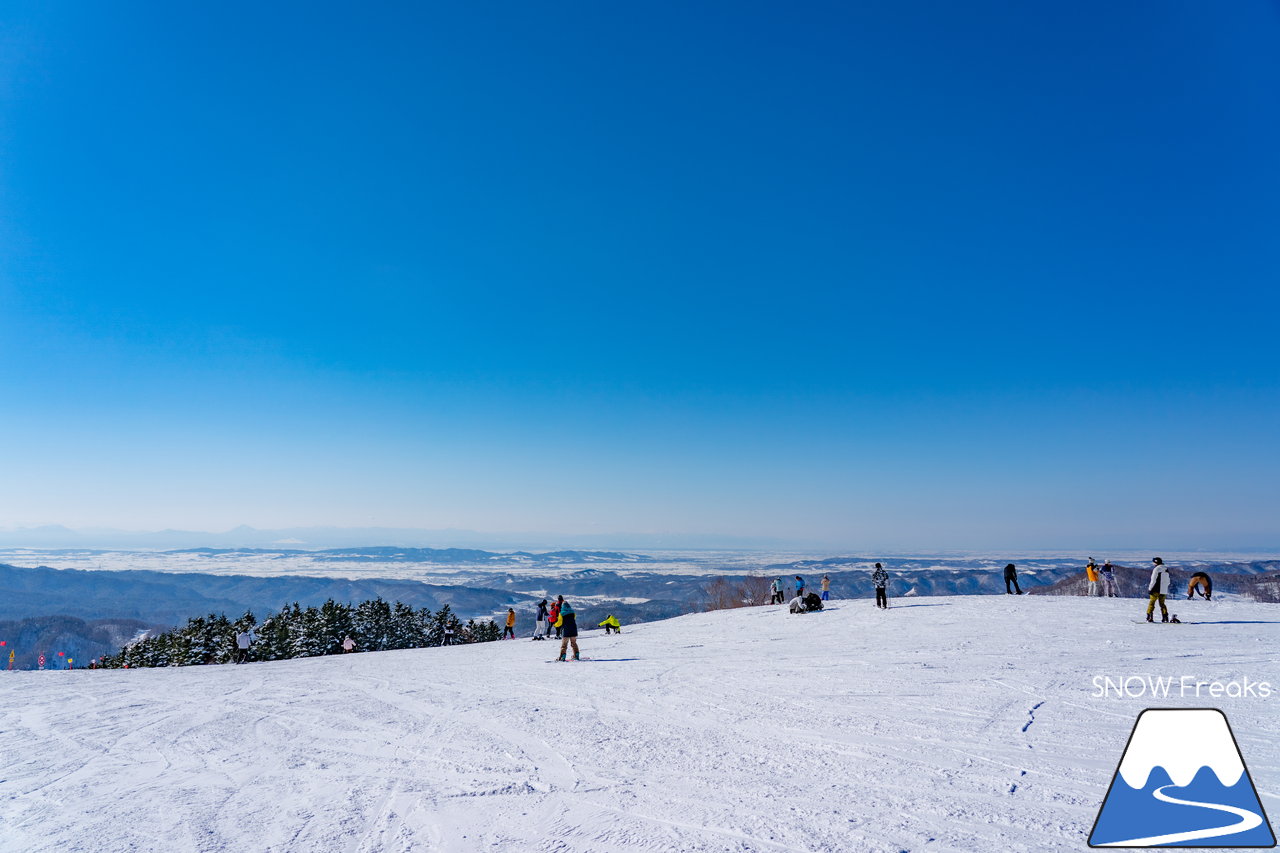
2 595 1277 853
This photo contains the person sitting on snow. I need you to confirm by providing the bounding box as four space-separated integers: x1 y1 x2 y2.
788 595 805 614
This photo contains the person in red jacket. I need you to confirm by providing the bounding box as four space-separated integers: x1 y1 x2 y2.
548 597 563 640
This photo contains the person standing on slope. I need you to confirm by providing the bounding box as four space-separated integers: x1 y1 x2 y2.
504 608 516 639
821 575 832 601
1003 563 1023 595
871 563 889 609
1100 560 1118 598
1187 571 1212 601
770 577 782 604
342 636 355 653
795 576 805 599
556 601 580 661
598 614 621 634
1146 557 1172 622
550 597 563 640
234 628 255 664
533 598 549 640
1085 559 1100 597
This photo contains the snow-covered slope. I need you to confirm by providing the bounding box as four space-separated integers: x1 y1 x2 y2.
2 596 1277 853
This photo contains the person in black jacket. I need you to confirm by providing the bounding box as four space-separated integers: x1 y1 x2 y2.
556 601 580 661
1003 563 1023 595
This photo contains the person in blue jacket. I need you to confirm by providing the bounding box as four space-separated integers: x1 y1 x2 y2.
795 575 805 598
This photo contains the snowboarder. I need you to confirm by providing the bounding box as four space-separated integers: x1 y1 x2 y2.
556 601 580 661
1100 560 1118 597
503 608 516 639
598 614 621 634
872 562 889 609
821 575 831 601
1003 563 1023 595
234 628 254 664
795 576 805 599
1085 559 1099 597
1187 571 1212 601
533 599 549 640
341 636 355 653
1146 557 1172 622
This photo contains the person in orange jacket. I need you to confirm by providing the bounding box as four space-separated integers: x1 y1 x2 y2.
503 608 516 639
1085 559 1100 597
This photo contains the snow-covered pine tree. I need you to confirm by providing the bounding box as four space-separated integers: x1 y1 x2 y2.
294 605 329 658
353 598 392 652
317 599 354 656
388 601 426 649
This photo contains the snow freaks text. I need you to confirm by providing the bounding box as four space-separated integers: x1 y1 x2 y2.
1091 675 1273 700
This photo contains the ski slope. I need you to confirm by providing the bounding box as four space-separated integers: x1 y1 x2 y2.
2 595 1277 853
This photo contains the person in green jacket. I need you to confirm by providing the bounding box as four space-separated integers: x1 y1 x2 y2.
598 614 622 635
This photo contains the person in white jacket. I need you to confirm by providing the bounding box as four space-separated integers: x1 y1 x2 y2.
1146 557 1171 623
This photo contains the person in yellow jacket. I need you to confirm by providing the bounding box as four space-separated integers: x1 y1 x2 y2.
1085 559 1100 597
503 607 516 640
598 614 622 635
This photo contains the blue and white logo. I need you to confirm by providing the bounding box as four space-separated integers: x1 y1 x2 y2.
1089 708 1276 847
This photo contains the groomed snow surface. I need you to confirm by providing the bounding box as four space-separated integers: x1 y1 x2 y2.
2 595 1278 853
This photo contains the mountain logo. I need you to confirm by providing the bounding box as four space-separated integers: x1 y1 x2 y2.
1089 708 1276 848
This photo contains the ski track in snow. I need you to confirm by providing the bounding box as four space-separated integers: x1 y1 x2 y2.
1 596 1278 853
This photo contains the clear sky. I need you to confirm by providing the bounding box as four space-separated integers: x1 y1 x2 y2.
1 2 1277 550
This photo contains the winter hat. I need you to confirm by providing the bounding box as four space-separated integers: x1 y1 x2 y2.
1152 557 1163 565
560 602 575 615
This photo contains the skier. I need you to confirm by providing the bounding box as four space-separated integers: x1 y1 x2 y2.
598 614 621 634
549 597 563 640
795 575 805 599
1146 557 1172 623
820 575 831 601
234 628 254 664
871 562 889 609
1187 571 1213 601
533 599 549 640
341 636 355 653
1085 559 1099 597
1003 563 1023 595
556 601 580 661
503 608 516 640
1100 560 1118 597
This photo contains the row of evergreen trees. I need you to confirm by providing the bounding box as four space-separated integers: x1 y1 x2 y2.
97 598 501 668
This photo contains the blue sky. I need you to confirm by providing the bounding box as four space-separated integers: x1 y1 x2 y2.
1 2 1277 549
